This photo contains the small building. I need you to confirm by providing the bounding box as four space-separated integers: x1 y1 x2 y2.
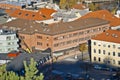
90 30 120 67
0 29 19 53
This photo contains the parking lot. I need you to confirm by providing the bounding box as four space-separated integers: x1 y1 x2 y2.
52 54 116 80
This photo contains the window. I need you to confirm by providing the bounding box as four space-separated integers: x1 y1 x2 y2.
113 52 115 56
94 49 96 53
54 43 59 47
67 40 71 44
98 57 101 62
108 45 110 48
113 45 115 48
108 52 110 55
103 44 106 47
32 15 35 17
113 60 115 64
54 37 58 40
6 36 11 40
37 42 42 45
25 14 29 16
47 43 49 47
79 32 83 35
98 49 101 54
18 12 22 15
94 57 96 61
93 42 96 45
118 61 120 65
103 50 105 54
8 42 11 45
37 36 42 39
118 46 120 49
73 33 78 36
118 53 120 57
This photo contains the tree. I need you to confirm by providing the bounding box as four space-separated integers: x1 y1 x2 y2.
79 43 88 60
24 58 44 80
0 64 6 80
35 73 44 80
0 65 19 80
0 58 44 80
88 3 97 11
24 58 38 80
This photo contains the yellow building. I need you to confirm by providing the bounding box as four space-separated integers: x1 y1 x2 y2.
91 30 120 67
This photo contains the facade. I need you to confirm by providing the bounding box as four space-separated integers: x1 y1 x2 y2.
91 30 120 67
2 18 110 54
0 29 19 53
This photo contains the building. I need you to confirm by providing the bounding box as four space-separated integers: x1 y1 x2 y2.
0 0 23 9
81 10 120 27
84 0 113 3
1 17 110 56
0 29 19 53
90 30 120 67
5 8 56 21
51 9 89 23
0 53 13 65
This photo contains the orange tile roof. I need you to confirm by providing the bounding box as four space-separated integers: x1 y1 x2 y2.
72 3 87 10
0 3 21 9
80 10 120 27
93 30 120 44
5 8 56 20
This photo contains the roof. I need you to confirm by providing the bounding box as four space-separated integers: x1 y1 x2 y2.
0 29 16 35
6 52 51 71
80 10 120 27
0 54 12 60
0 3 21 9
72 3 87 10
1 18 109 35
92 30 120 44
5 8 56 20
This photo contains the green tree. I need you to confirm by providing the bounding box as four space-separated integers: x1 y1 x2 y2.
24 58 38 80
88 3 97 11
35 73 44 80
0 58 44 80
79 43 88 60
0 64 6 80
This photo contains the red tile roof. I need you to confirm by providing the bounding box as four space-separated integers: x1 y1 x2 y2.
72 3 87 10
5 8 56 20
0 3 21 9
93 30 120 44
80 10 120 27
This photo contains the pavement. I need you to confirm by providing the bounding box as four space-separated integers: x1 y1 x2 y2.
52 53 115 80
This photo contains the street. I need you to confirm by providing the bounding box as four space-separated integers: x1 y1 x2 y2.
52 53 115 80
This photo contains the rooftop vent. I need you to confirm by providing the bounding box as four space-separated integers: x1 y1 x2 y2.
35 29 38 31
106 33 109 36
112 34 118 38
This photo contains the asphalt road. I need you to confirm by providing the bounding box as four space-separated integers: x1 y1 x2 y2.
52 53 115 80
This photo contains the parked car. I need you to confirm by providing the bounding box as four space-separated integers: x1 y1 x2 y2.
93 64 110 71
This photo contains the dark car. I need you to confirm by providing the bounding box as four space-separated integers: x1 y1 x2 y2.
93 64 110 71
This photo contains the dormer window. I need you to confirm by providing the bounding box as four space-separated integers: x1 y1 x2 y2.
32 15 35 17
25 14 29 16
18 12 22 15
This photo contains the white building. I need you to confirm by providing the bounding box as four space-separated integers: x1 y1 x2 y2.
90 30 120 67
0 29 19 53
